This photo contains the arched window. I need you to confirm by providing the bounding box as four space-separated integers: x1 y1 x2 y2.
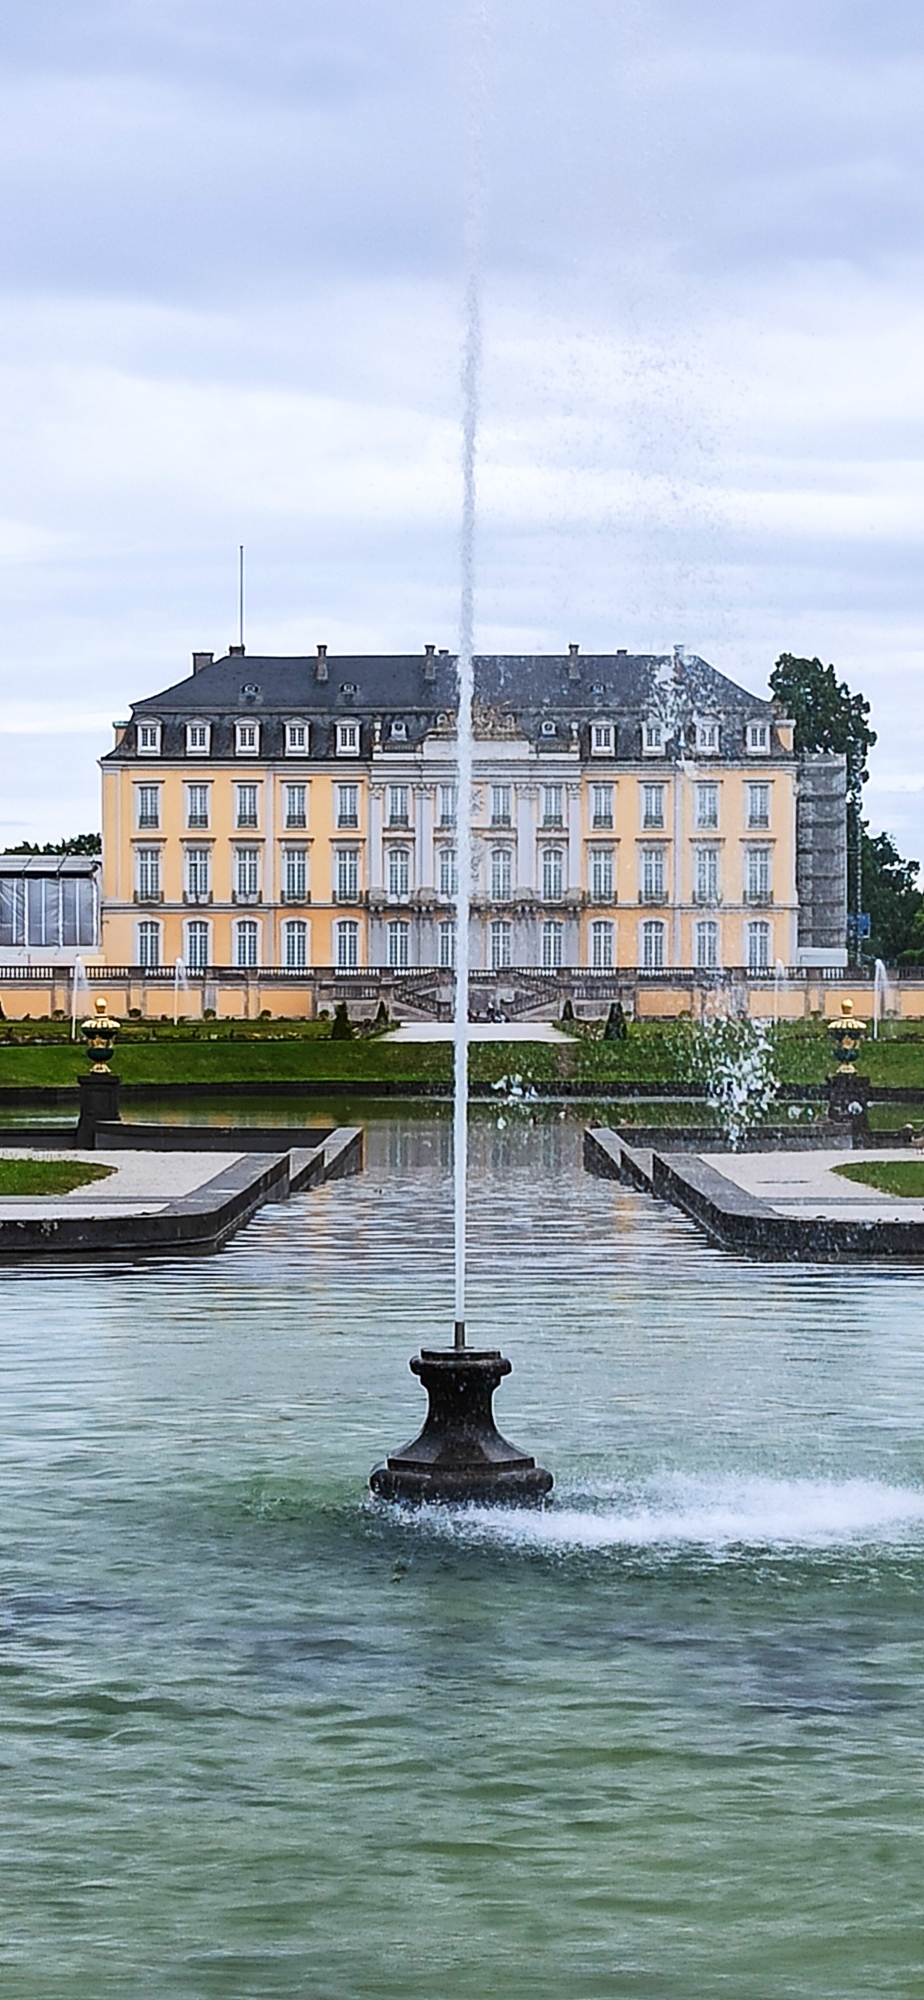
591 919 613 970
185 920 209 972
388 847 410 899
236 919 259 969
284 919 307 969
388 920 410 969
490 920 511 970
336 920 358 970
542 847 564 902
747 921 770 972
542 920 563 969
136 919 160 969
491 848 512 901
696 920 719 971
641 919 665 969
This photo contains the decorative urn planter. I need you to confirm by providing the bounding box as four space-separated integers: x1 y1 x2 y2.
826 998 870 1127
80 996 120 1072
826 997 867 1075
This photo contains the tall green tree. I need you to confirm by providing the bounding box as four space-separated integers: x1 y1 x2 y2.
769 654 876 805
861 827 924 965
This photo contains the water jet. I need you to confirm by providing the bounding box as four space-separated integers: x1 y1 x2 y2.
370 0 551 1508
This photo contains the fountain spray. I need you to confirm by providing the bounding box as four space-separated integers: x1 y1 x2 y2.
451 0 484 1350
370 0 551 1504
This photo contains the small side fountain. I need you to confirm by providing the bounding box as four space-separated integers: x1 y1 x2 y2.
70 957 90 1040
772 957 786 1025
371 0 551 1507
173 956 190 1025
872 958 891 1039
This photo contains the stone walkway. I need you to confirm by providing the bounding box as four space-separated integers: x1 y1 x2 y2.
0 1149 245 1220
387 1022 567 1044
0 1129 362 1255
700 1148 924 1225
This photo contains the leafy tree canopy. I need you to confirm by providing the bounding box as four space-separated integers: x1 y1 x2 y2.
862 825 924 966
3 833 101 856
769 653 876 804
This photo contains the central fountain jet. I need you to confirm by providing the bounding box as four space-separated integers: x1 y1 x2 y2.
371 0 552 1506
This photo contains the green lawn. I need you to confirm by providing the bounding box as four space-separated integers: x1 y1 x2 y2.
2 1018 924 1092
833 1158 924 1198
0 1158 115 1195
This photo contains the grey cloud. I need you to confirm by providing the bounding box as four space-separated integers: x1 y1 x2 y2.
0 0 921 855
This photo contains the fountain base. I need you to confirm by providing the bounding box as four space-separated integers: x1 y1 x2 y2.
370 1348 553 1506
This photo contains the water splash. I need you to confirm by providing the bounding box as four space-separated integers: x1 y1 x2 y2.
453 0 488 1346
70 956 90 1040
873 957 891 1039
173 955 190 1026
773 955 787 1024
393 1473 924 1556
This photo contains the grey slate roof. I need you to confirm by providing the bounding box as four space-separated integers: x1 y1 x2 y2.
105 650 786 764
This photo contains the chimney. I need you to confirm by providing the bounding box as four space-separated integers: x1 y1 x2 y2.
673 644 685 667
568 642 581 683
113 719 129 746
315 643 329 683
192 650 214 675
229 643 245 657
423 643 437 682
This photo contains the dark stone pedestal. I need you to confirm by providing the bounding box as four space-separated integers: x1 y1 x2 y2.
370 1348 553 1506
827 1073 869 1131
76 1071 121 1147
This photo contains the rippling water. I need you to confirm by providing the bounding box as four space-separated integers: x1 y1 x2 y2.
4 1107 924 1997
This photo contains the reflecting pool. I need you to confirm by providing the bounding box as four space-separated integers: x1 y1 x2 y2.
4 1107 924 1998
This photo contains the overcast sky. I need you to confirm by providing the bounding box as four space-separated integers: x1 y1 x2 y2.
1 0 923 851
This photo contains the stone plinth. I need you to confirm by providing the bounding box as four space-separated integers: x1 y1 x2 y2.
827 1073 870 1127
76 1070 122 1146
370 1348 553 1506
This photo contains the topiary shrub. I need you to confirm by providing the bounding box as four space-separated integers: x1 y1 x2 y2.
330 1001 354 1040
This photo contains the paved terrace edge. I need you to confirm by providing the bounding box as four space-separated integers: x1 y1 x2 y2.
0 1127 362 1258
583 1127 924 1259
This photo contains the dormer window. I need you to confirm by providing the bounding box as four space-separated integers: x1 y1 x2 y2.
285 720 309 756
390 719 407 741
137 720 161 756
235 720 260 756
337 721 360 757
340 682 358 697
242 682 260 699
695 719 719 753
591 722 614 756
747 720 770 755
541 720 557 737
642 720 663 756
185 721 211 756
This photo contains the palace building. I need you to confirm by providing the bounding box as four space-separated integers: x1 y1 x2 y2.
99 644 847 978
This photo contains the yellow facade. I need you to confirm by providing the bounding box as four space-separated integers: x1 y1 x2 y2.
576 758 799 974
100 735 799 976
101 753 369 972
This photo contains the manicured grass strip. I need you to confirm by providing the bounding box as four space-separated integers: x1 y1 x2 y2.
833 1159 924 1198
0 1158 115 1195
3 1017 924 1090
